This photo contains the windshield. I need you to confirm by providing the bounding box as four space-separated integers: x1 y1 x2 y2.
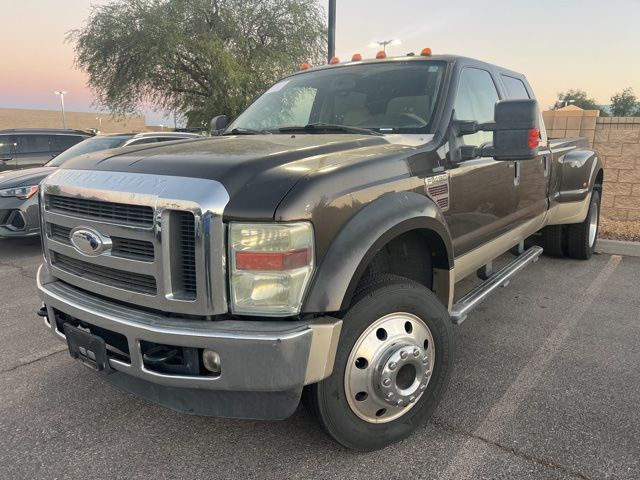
229 61 446 135
46 136 130 167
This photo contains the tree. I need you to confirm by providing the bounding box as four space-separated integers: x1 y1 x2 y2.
610 88 639 117
555 89 606 115
69 0 326 127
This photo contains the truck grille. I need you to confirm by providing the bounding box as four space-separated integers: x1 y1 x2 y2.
49 224 155 261
177 212 197 297
40 170 228 316
52 252 157 295
48 194 154 227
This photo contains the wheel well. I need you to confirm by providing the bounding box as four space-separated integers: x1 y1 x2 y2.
356 229 450 294
594 169 603 192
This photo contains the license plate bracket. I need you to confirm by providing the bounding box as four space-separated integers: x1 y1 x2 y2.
63 323 111 372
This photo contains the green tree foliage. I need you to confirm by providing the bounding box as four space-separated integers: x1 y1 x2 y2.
70 0 326 127
610 88 639 117
555 89 606 115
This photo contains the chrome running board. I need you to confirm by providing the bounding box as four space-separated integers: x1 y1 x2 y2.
450 246 543 325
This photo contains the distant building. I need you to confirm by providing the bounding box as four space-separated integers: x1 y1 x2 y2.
0 107 147 133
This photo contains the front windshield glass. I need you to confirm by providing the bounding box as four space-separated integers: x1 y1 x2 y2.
229 61 446 135
47 136 130 167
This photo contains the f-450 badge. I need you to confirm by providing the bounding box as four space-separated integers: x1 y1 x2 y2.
425 173 450 212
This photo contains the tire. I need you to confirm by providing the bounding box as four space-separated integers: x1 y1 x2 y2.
305 275 455 451
565 190 600 260
542 225 565 258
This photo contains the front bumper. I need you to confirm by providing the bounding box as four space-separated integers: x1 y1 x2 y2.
37 265 342 420
0 196 40 238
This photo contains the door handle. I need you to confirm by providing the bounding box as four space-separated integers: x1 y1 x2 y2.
0 157 12 163
514 161 521 187
543 155 550 177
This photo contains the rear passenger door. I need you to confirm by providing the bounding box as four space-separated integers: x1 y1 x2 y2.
0 135 17 171
14 134 53 169
499 75 549 227
445 67 519 257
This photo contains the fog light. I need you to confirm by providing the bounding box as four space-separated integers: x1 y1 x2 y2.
202 349 221 375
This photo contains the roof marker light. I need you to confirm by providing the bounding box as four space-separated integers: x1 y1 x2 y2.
329 56 340 64
376 50 387 59
299 63 310 70
351 53 362 61
421 48 433 56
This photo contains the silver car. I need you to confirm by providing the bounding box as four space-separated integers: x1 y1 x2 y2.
0 132 202 238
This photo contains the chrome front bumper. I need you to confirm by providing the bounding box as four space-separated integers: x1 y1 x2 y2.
37 265 342 419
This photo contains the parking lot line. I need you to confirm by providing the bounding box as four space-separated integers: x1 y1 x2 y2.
442 255 623 480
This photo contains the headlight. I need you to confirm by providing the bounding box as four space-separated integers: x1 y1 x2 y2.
0 185 39 200
229 222 314 316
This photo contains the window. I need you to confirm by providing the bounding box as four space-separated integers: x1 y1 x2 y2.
53 135 85 151
15 135 51 153
454 68 500 147
128 137 159 145
0 136 13 155
501 75 530 100
229 61 446 134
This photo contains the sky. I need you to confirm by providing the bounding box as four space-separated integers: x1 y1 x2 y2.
1 0 639 126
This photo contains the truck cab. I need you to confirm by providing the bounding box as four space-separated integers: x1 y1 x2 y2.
35 52 602 451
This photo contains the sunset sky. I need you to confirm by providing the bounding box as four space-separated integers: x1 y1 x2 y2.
1 0 638 126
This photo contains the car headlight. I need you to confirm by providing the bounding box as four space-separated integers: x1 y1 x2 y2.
229 222 314 316
0 185 39 200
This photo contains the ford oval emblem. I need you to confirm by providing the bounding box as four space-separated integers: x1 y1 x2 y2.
70 227 112 257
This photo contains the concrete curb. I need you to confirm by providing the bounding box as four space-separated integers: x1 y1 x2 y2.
596 239 640 257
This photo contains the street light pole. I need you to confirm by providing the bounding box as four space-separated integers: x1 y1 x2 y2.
370 39 402 53
328 0 336 61
54 91 67 129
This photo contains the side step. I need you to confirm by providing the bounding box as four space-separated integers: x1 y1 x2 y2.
450 246 543 325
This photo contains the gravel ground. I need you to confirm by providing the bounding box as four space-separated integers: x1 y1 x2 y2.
600 218 640 242
1 237 639 479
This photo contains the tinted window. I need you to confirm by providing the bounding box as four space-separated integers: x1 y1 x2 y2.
16 134 51 153
53 135 86 151
128 137 159 145
0 135 13 155
454 68 500 146
230 61 446 134
47 136 130 167
502 75 530 99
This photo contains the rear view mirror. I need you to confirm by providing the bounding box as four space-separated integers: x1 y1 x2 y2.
454 99 540 161
210 115 228 136
491 99 540 161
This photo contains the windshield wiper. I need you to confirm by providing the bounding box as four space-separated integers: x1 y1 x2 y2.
223 127 272 136
278 123 383 136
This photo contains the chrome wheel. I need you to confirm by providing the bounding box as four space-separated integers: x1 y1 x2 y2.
588 200 599 248
344 312 435 423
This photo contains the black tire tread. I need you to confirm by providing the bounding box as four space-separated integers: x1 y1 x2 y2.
542 225 565 257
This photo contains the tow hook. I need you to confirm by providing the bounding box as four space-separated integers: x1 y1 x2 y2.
37 306 48 318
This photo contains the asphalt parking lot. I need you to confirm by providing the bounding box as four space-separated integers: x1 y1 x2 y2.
1 237 639 479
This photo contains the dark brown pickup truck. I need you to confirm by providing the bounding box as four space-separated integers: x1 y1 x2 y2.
36 53 602 450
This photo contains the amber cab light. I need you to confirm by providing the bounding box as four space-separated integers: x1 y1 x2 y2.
329 56 340 64
528 128 541 148
351 53 362 61
376 50 387 59
420 48 433 56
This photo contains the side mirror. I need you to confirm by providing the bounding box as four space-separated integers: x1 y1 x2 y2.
454 99 540 161
210 115 228 136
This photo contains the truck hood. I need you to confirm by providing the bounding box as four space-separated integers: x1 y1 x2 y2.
0 167 56 189
60 134 415 219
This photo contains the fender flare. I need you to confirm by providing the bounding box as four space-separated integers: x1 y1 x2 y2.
302 192 454 313
557 148 604 203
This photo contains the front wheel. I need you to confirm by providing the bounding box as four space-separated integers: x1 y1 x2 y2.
305 276 454 451
565 190 601 260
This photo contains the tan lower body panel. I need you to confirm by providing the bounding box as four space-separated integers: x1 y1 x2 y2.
546 193 592 225
454 212 547 283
